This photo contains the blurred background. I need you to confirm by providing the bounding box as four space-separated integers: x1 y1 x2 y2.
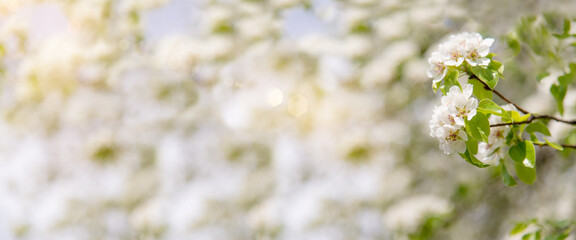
0 0 575 239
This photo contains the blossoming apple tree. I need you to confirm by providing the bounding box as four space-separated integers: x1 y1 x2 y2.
429 29 576 187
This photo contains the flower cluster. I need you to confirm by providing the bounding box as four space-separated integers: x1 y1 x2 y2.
430 84 478 154
427 32 494 83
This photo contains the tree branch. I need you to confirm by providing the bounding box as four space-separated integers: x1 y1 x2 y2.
470 76 530 114
469 76 576 126
533 114 576 125
490 120 532 127
491 89 530 114
534 142 576 149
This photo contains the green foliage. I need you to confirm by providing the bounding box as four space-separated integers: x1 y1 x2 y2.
510 219 575 240
526 121 551 142
514 160 536 185
511 222 529 235
500 160 517 187
508 141 536 168
525 121 551 136
477 99 509 120
506 33 521 56
471 65 499 89
508 140 536 184
470 78 493 100
545 138 564 151
431 14 576 188
459 148 489 168
459 137 489 168
510 111 531 123
433 68 460 94
488 58 505 77
441 68 461 94
550 63 576 115
465 112 490 142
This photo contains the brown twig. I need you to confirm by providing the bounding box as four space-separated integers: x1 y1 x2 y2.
469 76 530 114
533 114 576 124
533 142 576 149
490 120 532 127
468 76 576 126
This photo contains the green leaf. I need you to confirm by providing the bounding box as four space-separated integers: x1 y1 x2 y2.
507 33 522 56
478 99 503 115
564 19 572 34
501 161 517 187
508 141 536 168
524 140 536 168
514 160 536 185
444 68 460 90
470 77 493 100
488 59 504 76
533 230 541 240
522 233 533 240
471 66 499 89
525 121 551 136
459 148 490 168
465 137 478 155
510 223 528 235
439 84 447 95
551 81 567 115
569 63 576 74
509 141 527 163
545 138 564 151
465 113 490 142
549 219 572 229
510 111 531 122
537 72 550 82
432 80 441 93
550 66 575 115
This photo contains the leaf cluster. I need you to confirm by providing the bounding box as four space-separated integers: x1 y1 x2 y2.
510 219 574 240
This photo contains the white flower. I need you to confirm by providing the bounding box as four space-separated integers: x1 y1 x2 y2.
436 125 468 154
443 84 478 126
430 84 479 154
463 32 494 66
426 32 494 82
440 32 493 67
430 106 466 155
426 52 447 83
439 34 467 66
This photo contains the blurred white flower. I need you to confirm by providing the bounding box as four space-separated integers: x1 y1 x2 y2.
236 14 276 40
198 5 233 34
373 13 408 40
383 195 452 233
341 7 370 30
119 0 168 13
362 41 418 87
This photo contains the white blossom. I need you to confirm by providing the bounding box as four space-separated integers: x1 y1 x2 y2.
443 84 478 126
463 32 494 66
430 84 478 154
436 124 468 154
440 32 493 67
427 32 494 82
426 51 447 83
439 33 467 66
